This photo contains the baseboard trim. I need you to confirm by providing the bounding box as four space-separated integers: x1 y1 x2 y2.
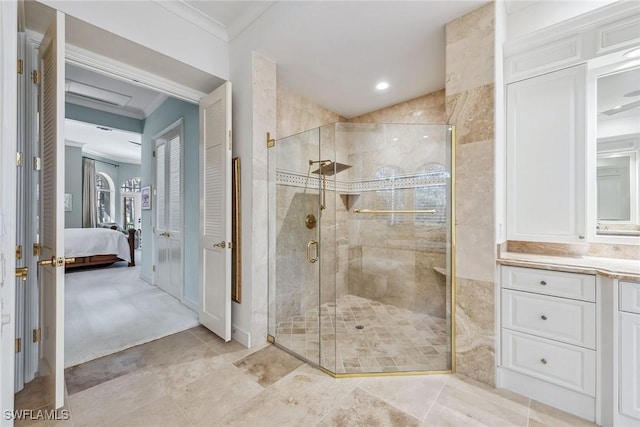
140 273 153 285
181 297 197 312
232 325 251 348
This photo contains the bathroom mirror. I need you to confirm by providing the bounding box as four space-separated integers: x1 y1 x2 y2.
595 65 640 236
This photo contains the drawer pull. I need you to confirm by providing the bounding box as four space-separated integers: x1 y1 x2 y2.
541 315 548 320
541 358 548 365
540 280 547 286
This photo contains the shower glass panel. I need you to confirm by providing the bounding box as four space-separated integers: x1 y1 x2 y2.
268 123 454 376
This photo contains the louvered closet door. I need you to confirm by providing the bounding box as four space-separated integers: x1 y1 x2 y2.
199 82 232 341
38 11 65 409
155 122 183 300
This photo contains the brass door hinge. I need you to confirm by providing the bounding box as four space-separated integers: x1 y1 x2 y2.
33 244 41 257
15 338 21 353
16 245 23 260
266 132 275 148
33 328 41 343
32 70 39 84
152 265 156 272
152 150 156 158
18 59 23 74
33 157 41 171
17 152 23 167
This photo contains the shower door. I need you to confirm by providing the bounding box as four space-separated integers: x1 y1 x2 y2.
268 128 323 365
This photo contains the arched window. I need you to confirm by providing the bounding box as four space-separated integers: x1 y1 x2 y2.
414 162 448 225
374 166 404 225
120 177 141 193
96 172 115 223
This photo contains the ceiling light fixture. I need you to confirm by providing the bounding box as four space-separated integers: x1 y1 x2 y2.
622 47 640 59
392 137 399 141
423 135 429 139
376 81 389 91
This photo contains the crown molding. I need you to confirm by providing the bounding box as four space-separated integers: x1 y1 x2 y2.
64 139 87 148
143 93 169 118
152 0 229 42
82 147 141 165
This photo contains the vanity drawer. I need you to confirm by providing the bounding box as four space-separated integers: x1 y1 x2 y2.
501 329 596 396
501 266 595 302
620 281 640 314
502 289 596 349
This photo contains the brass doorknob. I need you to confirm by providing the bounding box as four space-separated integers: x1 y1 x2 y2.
213 241 226 248
39 256 56 266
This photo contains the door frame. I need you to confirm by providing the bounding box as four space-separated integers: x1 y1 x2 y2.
152 118 185 303
0 0 18 421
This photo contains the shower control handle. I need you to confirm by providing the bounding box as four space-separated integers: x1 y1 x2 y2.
306 240 319 264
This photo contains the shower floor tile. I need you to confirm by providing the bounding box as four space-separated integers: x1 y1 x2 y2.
274 294 451 374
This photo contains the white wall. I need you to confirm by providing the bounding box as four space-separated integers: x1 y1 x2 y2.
506 0 618 40
39 0 229 80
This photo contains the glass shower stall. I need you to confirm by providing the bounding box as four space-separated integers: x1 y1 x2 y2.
268 122 455 376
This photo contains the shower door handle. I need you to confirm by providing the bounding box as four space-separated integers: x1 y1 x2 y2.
306 240 318 264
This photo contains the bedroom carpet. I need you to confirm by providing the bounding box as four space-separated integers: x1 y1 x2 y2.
64 258 198 368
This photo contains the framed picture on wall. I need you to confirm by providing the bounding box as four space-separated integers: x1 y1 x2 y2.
141 185 151 210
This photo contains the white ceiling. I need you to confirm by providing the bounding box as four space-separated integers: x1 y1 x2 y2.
66 63 168 120
187 0 488 118
65 119 142 165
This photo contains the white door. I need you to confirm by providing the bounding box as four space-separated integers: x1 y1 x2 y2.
620 311 640 421
38 11 66 410
154 122 183 300
0 0 18 421
199 82 232 341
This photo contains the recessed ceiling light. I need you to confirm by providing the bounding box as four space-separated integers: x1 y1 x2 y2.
423 135 429 139
623 47 640 59
392 137 399 141
376 81 389 91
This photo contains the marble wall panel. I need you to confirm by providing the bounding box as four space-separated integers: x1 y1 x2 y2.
348 90 448 124
506 240 640 261
445 5 495 96
277 86 344 139
445 2 496 386
455 277 495 386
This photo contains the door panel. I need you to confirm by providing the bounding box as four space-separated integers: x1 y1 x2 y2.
199 82 232 341
154 124 182 300
38 11 65 410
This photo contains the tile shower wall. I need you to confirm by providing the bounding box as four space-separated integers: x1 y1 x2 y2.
445 3 496 385
340 124 449 318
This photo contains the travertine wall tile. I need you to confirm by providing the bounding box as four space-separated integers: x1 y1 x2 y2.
446 1 496 386
349 90 448 124
446 84 494 145
277 86 344 139
446 4 495 96
455 277 495 386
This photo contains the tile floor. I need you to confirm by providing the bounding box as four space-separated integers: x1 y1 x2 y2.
275 294 450 373
14 327 597 427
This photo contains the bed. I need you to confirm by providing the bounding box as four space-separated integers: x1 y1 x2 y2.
65 227 136 269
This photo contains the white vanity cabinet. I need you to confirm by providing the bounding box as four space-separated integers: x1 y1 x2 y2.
619 281 640 424
506 64 586 243
498 265 597 421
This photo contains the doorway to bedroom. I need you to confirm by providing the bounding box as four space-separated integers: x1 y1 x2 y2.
59 64 198 369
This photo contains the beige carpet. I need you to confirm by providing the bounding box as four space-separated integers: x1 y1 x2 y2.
64 255 198 367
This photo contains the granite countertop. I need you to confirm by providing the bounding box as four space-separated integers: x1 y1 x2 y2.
498 251 640 282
